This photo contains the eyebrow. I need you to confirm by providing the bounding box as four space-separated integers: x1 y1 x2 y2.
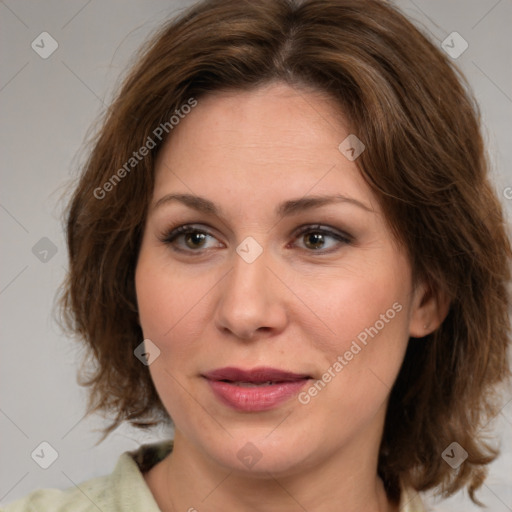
151 193 373 217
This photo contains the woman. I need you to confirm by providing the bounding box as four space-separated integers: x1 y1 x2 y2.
5 0 511 510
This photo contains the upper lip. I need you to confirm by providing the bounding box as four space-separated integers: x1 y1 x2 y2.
202 367 311 383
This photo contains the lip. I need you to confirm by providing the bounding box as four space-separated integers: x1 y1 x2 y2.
202 366 311 412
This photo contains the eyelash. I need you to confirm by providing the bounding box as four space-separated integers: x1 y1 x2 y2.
159 223 353 255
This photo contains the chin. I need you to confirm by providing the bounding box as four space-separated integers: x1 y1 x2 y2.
199 430 319 478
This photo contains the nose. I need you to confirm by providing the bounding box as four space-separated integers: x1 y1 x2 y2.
214 247 288 341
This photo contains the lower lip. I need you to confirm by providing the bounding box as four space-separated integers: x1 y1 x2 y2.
206 379 310 412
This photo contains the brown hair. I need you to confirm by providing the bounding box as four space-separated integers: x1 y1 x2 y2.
58 0 511 504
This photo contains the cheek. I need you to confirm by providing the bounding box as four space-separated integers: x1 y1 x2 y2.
134 253 209 421
310 257 409 350
306 252 411 395
134 251 216 362
135 259 177 341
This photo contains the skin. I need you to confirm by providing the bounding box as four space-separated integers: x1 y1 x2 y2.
135 82 449 512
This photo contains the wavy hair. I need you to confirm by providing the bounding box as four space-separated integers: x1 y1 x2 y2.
58 0 511 504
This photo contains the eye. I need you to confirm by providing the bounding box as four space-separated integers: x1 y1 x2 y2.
292 225 352 253
160 223 353 255
160 224 223 253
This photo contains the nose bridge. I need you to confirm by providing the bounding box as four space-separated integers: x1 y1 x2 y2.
214 241 287 339
226 233 272 290
226 244 271 306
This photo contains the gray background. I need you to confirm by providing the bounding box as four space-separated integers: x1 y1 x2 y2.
1 0 511 510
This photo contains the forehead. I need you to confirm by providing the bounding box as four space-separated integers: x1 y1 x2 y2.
152 82 376 212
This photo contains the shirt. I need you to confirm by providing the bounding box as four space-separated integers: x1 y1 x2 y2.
2 440 426 511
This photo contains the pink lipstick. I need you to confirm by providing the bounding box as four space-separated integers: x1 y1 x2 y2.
202 367 311 412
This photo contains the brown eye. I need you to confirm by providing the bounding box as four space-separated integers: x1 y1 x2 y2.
303 232 326 250
293 225 352 253
161 224 223 254
184 231 208 249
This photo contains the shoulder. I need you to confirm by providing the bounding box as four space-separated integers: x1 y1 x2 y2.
399 486 428 512
2 480 109 512
2 440 173 512
2 471 116 512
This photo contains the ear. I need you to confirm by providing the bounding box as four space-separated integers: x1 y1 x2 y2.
409 279 451 338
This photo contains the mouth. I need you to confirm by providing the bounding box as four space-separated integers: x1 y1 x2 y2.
202 367 312 412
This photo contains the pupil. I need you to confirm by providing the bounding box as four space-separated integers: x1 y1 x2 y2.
306 233 324 249
186 232 206 248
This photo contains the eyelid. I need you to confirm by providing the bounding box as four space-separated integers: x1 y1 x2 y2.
291 224 353 244
160 222 353 255
160 223 224 248
289 224 353 254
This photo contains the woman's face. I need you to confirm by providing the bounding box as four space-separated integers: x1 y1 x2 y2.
135 82 429 476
